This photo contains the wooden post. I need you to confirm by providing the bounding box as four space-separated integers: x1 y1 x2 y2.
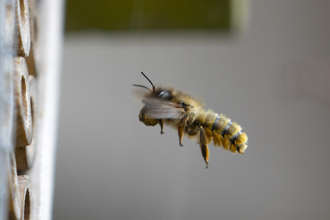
1 0 64 219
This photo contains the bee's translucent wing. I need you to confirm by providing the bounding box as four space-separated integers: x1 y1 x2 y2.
131 87 149 107
142 97 184 119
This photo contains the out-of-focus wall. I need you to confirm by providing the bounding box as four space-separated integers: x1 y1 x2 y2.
54 1 330 220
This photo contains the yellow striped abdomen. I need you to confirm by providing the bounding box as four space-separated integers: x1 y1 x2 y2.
195 111 248 154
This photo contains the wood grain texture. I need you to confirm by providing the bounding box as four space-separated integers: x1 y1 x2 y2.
8 153 21 220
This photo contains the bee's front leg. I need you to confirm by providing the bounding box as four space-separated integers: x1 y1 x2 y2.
178 114 189 146
199 126 209 168
159 119 164 134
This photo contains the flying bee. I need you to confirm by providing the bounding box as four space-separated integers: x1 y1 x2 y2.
133 72 248 168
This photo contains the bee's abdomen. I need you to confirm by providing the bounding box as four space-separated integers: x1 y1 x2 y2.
211 114 248 154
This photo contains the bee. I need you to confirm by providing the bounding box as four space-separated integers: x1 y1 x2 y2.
133 72 248 168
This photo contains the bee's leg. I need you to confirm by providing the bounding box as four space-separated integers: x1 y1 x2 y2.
159 119 164 134
199 126 209 168
178 114 189 146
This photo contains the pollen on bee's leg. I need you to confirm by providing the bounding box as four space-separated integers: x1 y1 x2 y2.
200 144 209 168
199 127 209 168
178 127 184 146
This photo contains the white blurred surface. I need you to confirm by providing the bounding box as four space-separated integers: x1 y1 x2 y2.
54 1 330 219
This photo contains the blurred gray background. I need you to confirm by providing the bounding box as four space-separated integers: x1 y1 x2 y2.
54 1 330 219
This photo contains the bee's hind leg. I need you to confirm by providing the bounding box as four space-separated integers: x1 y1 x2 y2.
178 114 189 146
159 120 164 134
199 127 209 168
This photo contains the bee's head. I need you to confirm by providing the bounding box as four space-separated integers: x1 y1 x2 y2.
133 72 169 126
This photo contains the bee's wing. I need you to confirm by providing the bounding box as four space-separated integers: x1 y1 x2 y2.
142 98 184 119
131 87 148 107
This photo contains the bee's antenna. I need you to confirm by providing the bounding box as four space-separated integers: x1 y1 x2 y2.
140 72 155 91
132 84 151 91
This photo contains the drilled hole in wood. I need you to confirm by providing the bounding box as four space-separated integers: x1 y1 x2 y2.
23 189 31 220
21 75 28 120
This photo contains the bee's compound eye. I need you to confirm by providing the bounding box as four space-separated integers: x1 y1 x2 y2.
158 90 172 100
